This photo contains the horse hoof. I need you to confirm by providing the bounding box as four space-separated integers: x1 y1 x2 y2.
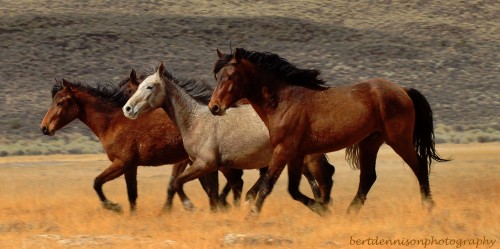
218 199 230 208
162 203 173 213
422 199 435 213
309 202 329 216
245 209 260 220
245 195 256 203
102 201 123 213
182 200 195 211
218 203 231 211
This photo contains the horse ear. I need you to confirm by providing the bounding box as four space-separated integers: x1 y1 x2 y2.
157 62 165 76
234 48 242 63
62 79 71 89
216 49 224 58
130 69 139 85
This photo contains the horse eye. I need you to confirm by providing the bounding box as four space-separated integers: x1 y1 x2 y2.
146 85 153 90
56 101 63 106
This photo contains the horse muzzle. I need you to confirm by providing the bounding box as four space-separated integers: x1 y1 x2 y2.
40 125 55 136
123 105 139 119
209 103 226 116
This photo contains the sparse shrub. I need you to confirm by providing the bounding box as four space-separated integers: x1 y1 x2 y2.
477 136 491 143
453 125 464 132
0 151 8 157
47 150 63 155
13 150 25 156
8 119 22 129
68 148 84 154
27 150 42 155
435 137 446 144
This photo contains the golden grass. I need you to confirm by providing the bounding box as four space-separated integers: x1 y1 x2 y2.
0 143 498 248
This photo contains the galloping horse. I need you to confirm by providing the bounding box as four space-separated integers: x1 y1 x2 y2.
123 63 335 214
40 70 240 212
209 48 449 215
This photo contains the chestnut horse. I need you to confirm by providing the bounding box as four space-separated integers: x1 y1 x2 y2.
123 63 335 214
209 48 449 215
40 71 244 212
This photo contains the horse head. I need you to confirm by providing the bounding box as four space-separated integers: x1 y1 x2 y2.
40 79 80 136
123 62 167 119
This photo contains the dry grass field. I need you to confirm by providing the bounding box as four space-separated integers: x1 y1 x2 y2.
0 143 498 248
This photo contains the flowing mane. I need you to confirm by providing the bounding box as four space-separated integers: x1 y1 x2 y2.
52 79 129 106
144 65 213 105
214 48 328 90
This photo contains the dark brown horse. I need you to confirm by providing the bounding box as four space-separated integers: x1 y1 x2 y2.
39 71 239 212
209 48 449 215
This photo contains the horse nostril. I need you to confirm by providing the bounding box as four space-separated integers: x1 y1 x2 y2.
125 106 131 112
212 104 219 114
41 126 48 135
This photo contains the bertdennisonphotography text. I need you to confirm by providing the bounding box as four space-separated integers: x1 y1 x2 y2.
349 236 496 248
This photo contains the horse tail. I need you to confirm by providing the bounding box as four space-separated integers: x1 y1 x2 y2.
406 88 450 173
345 144 360 170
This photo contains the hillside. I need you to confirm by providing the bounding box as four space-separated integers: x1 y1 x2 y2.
0 0 498 155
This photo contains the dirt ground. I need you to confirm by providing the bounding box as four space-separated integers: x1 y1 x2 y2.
0 143 498 248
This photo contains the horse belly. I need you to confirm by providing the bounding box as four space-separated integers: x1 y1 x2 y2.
305 118 376 154
219 142 272 170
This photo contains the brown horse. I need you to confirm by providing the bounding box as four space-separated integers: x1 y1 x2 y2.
209 48 449 215
39 71 240 212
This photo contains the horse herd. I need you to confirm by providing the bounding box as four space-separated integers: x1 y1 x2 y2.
40 48 448 216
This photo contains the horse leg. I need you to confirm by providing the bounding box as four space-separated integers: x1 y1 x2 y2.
124 166 138 213
288 155 328 215
252 145 290 215
245 167 267 203
219 182 232 207
172 159 219 212
94 160 126 213
301 166 321 201
388 141 434 211
347 135 383 214
204 170 220 212
219 168 244 208
164 160 195 212
303 154 335 206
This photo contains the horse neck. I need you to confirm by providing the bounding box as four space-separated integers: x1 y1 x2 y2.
74 91 118 138
160 78 204 134
241 67 283 126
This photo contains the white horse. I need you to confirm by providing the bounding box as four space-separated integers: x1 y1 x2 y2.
123 62 334 214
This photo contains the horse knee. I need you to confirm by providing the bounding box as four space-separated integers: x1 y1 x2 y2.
93 178 103 191
326 163 335 178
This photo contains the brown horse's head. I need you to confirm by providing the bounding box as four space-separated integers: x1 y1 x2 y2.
40 79 80 136
117 69 142 99
209 49 250 116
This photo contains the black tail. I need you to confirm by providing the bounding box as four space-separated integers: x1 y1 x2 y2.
406 88 450 173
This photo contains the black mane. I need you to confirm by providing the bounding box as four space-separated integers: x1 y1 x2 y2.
148 66 213 105
52 79 129 106
214 48 328 90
